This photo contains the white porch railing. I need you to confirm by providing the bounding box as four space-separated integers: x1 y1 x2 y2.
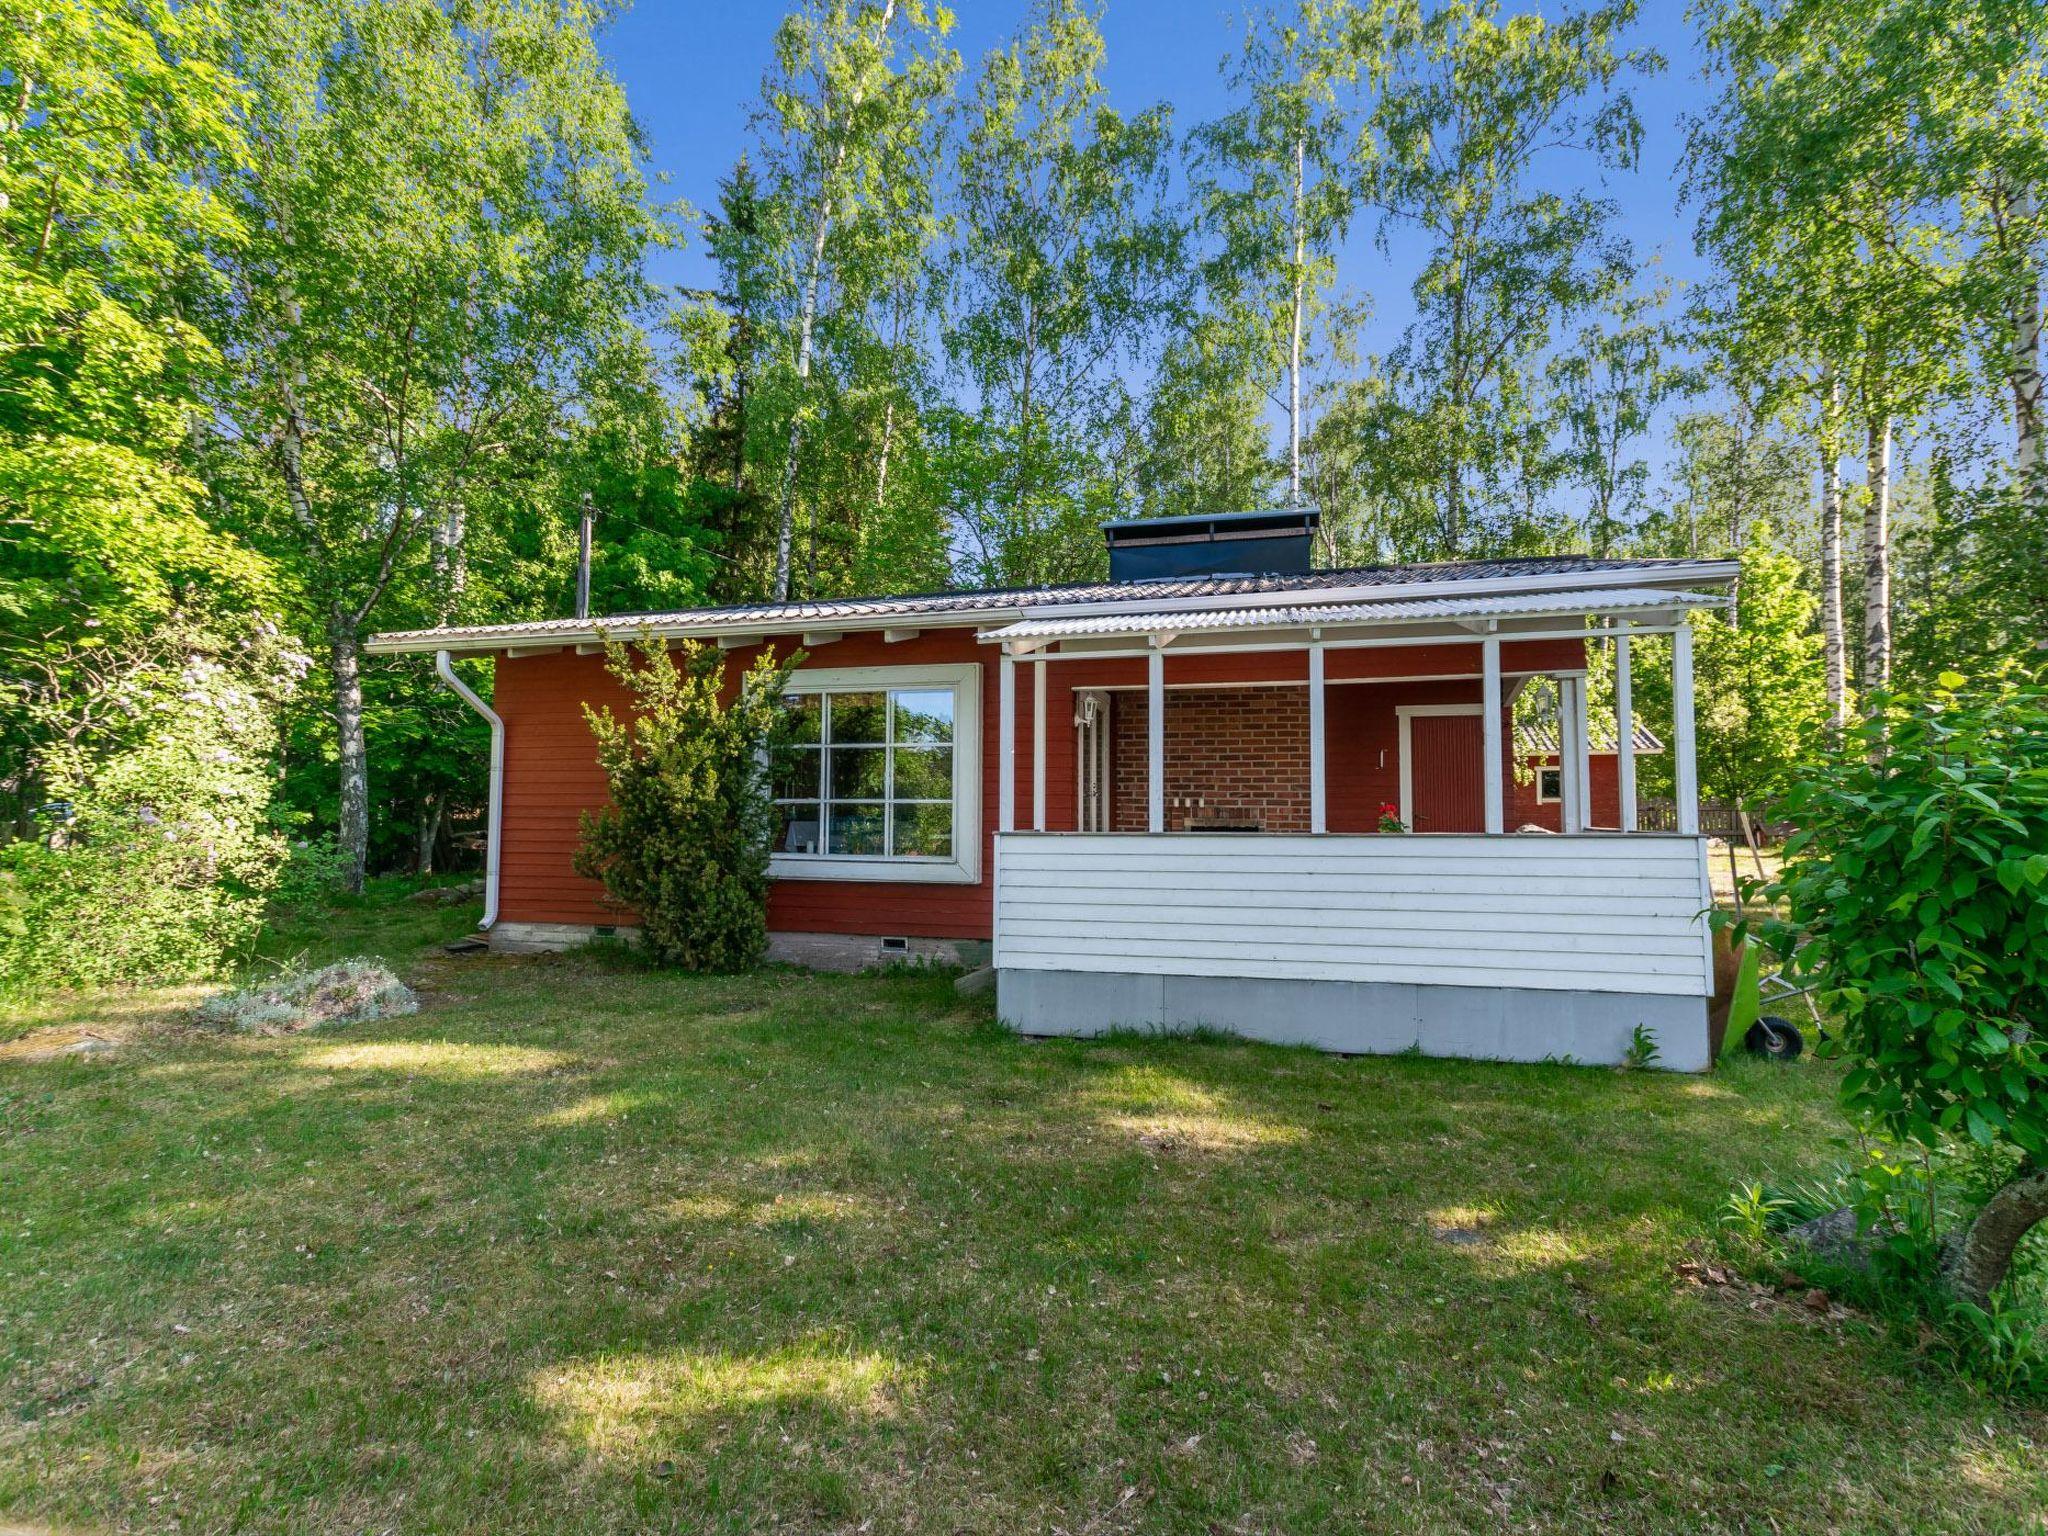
993 832 1716 998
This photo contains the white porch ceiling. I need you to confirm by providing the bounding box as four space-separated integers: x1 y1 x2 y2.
976 585 1727 645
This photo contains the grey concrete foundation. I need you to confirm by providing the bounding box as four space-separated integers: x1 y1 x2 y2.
998 968 1713 1072
488 921 987 974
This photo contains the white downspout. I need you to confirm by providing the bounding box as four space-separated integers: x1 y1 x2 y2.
435 649 502 930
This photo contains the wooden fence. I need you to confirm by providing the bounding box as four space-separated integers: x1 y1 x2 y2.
1637 798 1791 842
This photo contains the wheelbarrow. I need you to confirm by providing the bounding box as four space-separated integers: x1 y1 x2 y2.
1709 931 1810 1062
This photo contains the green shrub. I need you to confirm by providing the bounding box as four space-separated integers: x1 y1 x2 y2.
1737 667 2048 1359
0 617 305 998
268 833 355 913
573 636 797 972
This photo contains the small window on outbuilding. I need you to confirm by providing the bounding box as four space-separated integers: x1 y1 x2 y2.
1536 766 1564 804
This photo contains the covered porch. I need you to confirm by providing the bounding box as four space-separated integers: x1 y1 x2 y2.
978 584 1728 1070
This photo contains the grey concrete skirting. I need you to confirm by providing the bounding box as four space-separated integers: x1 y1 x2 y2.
997 969 1713 1072
488 921 989 974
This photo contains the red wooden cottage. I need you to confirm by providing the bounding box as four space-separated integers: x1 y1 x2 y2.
369 512 1734 1069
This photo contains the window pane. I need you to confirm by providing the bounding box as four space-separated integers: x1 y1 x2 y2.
890 689 955 744
829 744 887 799
775 693 823 747
891 746 952 800
828 692 887 744
770 747 820 800
774 803 822 855
890 802 953 858
827 804 884 855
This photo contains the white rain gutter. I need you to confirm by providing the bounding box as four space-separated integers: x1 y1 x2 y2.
435 649 502 931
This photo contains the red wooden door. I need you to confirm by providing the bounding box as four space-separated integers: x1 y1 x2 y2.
1408 713 1484 832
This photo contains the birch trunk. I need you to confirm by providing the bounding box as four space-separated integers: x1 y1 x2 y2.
770 0 896 603
2001 179 2044 496
1819 372 1846 732
1287 131 1305 507
1942 1166 2048 1308
1862 411 1892 691
329 611 370 894
874 396 897 512
431 505 467 624
416 793 443 876
772 195 833 602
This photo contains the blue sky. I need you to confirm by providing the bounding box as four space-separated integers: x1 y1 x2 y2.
601 0 1715 377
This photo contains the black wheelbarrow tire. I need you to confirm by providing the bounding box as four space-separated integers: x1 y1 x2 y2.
1744 1015 1804 1061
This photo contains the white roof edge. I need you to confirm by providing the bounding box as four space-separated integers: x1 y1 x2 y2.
977 587 1729 644
365 606 1034 656
1016 559 1738 621
365 559 1740 657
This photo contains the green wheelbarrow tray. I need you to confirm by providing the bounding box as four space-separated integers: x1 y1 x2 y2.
1707 930 1811 1064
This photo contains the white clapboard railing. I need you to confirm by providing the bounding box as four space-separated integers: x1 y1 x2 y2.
993 833 1716 997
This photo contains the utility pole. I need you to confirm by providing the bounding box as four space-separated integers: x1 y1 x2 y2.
575 493 595 620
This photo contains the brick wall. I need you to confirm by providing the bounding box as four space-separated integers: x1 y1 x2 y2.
1109 686 1312 832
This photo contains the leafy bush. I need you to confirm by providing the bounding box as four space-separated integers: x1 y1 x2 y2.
0 616 308 998
573 637 798 972
195 958 416 1035
1738 669 2048 1335
268 834 355 913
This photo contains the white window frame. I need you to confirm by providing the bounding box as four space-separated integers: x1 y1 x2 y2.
768 662 982 886
1535 764 1564 804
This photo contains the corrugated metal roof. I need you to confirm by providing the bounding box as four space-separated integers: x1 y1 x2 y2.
365 555 1735 654
1516 720 1665 755
978 586 1723 643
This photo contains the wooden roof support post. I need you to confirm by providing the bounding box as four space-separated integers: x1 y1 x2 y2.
1481 637 1504 834
1672 620 1699 835
1308 637 1327 835
1572 665 1593 820
1615 621 1638 832
1558 676 1583 834
1032 656 1047 833
1147 642 1165 834
999 651 1017 834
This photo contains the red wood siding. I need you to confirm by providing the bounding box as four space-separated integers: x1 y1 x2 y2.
1510 752 1628 831
485 627 1589 940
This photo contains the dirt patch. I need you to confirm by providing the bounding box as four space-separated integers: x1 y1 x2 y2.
0 1029 121 1063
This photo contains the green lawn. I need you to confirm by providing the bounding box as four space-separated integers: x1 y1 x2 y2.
1 892 2042 1534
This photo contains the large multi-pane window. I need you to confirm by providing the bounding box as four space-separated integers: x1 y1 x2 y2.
770 687 957 860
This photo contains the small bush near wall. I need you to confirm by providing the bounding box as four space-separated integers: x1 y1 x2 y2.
574 637 797 972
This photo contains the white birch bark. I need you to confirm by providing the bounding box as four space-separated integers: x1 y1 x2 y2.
329 612 370 893
771 0 897 602
1998 177 2044 494
1819 370 1846 731
1862 410 1892 691
1288 131 1305 507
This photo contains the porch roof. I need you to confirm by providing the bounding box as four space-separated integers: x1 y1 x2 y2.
365 555 1735 656
976 585 1727 650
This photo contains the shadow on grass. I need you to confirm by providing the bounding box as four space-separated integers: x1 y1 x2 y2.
1 956 2039 1534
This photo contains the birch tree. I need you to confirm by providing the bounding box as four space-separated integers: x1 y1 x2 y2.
754 0 952 601
1191 1 1403 507
1549 283 1680 555
1369 0 1651 554
206 0 662 890
1692 0 1965 696
943 0 1185 586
